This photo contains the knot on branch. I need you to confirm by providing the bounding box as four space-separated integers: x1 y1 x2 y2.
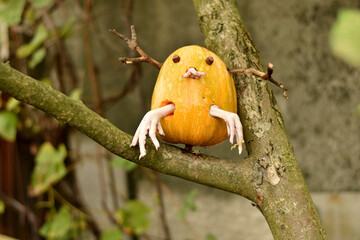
256 143 286 187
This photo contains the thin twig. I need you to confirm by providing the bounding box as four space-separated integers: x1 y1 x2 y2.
96 148 117 225
230 63 288 99
102 65 139 106
154 173 172 240
0 191 39 238
52 187 93 220
109 26 163 70
106 152 120 210
83 0 102 114
146 170 201 240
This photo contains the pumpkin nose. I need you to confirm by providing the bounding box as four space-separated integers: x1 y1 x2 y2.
182 67 206 79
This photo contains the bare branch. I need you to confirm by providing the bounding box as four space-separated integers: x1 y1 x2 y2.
109 26 163 70
230 63 288 99
0 62 257 201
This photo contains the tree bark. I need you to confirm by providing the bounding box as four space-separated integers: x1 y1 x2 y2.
193 0 328 239
0 1 328 238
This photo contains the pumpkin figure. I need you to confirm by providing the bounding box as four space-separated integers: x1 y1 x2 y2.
131 45 243 158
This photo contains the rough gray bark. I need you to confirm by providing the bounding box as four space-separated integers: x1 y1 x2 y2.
193 0 328 239
0 0 328 239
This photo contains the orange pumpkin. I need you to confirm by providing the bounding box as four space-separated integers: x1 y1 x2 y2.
151 45 237 146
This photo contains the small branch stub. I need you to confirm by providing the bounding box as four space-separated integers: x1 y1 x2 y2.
229 63 288 99
109 26 163 70
267 165 280 185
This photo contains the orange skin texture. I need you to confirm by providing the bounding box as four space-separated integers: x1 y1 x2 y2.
151 45 237 146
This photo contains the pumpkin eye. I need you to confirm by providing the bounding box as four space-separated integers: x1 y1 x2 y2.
172 55 180 63
205 56 214 65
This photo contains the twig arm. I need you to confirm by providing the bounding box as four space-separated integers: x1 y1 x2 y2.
109 26 163 70
230 63 288 99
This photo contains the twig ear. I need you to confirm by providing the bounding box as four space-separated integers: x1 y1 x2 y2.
229 63 288 99
109 26 163 70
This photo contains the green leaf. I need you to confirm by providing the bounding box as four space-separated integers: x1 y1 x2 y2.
39 206 72 239
24 8 36 25
28 47 46 69
356 104 360 116
183 189 198 211
29 142 67 196
60 17 75 39
16 24 48 58
0 234 18 240
0 111 18 141
177 189 198 219
115 200 150 235
40 77 53 87
100 228 123 240
0 0 26 25
330 9 360 67
206 234 217 240
33 0 53 8
177 208 186 219
69 88 83 101
0 200 5 215
5 97 20 112
111 157 137 172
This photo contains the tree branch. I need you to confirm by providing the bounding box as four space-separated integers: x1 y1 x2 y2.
0 62 257 201
193 0 327 239
230 63 288 99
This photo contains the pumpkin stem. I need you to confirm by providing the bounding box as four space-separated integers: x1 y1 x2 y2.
185 144 193 152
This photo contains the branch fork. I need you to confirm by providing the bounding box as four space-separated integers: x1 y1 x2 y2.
109 26 163 70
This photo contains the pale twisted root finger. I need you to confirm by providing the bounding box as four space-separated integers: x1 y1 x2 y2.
138 120 150 159
233 116 244 155
149 120 160 150
226 122 230 136
130 124 141 147
130 104 175 159
157 122 165 136
209 105 244 155
228 118 235 144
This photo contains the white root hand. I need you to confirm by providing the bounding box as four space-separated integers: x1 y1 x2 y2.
209 105 244 154
182 67 206 79
131 103 175 159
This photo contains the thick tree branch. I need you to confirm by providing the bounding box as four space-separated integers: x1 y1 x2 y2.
193 0 327 239
0 62 257 201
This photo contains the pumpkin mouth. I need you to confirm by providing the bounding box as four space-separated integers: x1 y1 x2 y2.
182 67 206 79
